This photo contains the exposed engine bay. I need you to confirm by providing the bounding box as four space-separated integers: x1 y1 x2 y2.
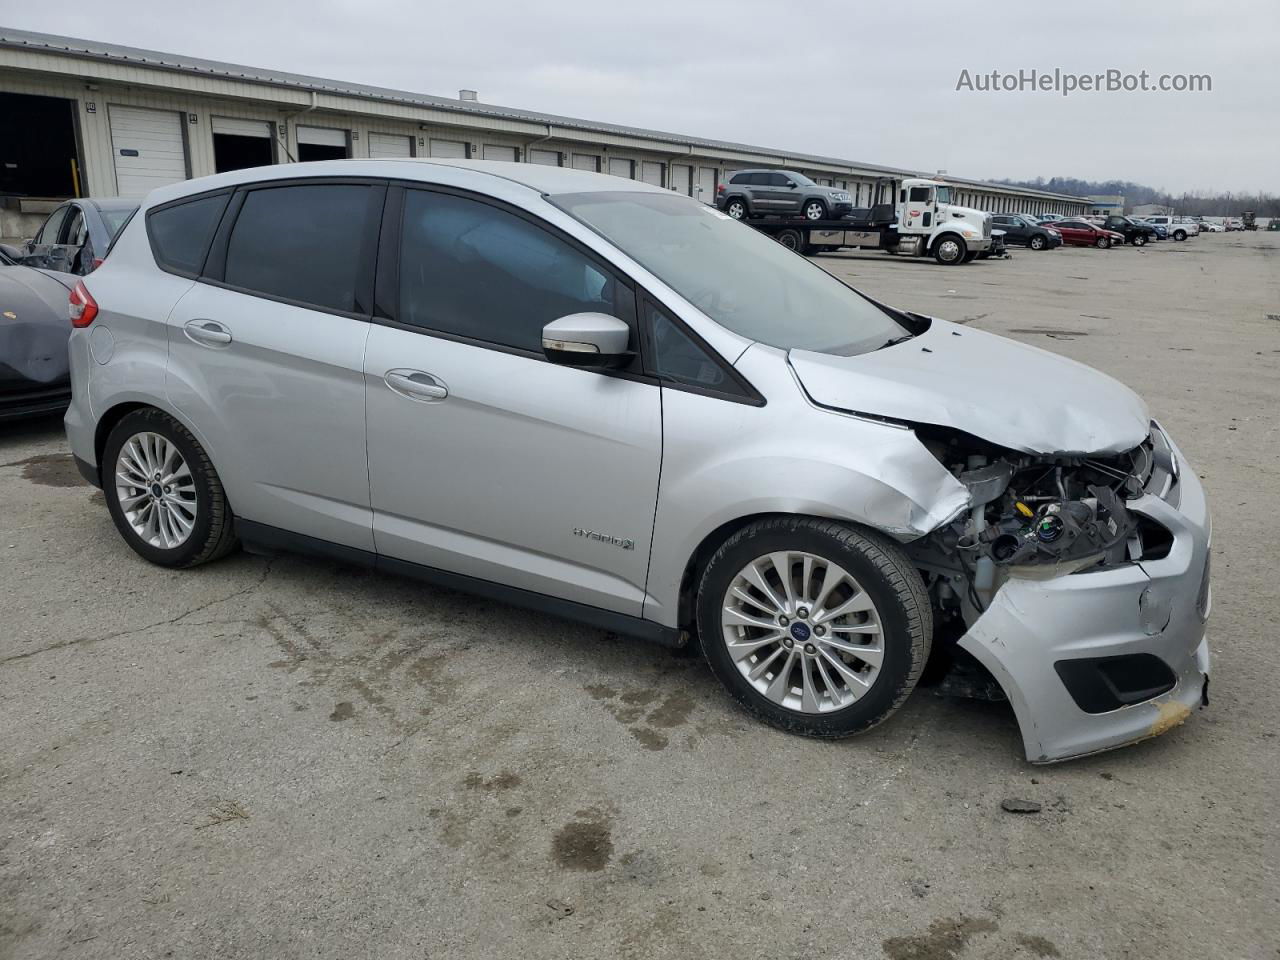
906 424 1175 627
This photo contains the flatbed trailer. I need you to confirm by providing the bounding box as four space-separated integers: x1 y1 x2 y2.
736 186 995 265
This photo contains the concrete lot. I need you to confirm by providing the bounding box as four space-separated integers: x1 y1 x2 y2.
2 233 1277 960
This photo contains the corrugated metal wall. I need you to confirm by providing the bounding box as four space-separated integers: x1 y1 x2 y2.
0 48 1088 214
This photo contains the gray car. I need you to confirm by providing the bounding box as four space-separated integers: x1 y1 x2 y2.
65 159 1211 763
716 169 853 221
14 197 138 275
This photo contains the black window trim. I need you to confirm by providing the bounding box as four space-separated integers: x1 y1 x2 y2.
638 294 765 407
372 179 654 384
196 176 387 321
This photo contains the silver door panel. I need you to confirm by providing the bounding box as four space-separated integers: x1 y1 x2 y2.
365 325 662 615
165 283 375 550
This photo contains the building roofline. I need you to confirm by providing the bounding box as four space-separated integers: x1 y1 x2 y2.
0 27 1089 203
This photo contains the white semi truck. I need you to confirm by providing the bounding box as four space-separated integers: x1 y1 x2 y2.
742 177 995 265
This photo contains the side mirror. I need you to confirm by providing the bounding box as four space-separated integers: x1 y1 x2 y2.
542 313 632 369
786 182 797 188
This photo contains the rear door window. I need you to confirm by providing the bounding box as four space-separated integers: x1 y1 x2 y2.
148 192 231 276
222 183 382 314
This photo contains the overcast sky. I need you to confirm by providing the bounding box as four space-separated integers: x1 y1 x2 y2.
7 1 1278 194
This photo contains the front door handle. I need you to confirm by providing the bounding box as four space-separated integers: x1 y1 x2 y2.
384 369 448 402
184 319 233 347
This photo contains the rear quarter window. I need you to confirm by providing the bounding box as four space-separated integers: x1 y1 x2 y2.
147 192 231 276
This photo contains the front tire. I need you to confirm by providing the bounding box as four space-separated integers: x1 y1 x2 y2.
1029 235 1046 250
1132 234 1146 246
933 234 967 264
696 517 931 738
1096 236 1111 249
803 200 828 221
102 408 238 568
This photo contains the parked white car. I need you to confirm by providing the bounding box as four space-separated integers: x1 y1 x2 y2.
1144 216 1199 241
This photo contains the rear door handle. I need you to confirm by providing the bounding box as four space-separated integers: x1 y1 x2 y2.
384 369 448 402
184 319 233 347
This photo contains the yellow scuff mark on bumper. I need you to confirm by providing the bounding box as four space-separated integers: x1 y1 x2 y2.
1149 700 1192 738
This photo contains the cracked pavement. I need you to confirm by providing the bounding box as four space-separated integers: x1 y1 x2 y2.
2 234 1277 959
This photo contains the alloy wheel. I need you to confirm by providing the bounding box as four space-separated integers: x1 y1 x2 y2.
720 551 884 714
114 431 198 549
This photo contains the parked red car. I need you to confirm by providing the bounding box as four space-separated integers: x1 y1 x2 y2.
1052 219 1126 248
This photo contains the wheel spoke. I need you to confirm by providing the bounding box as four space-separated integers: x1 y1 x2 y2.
799 656 821 713
828 621 881 635
818 648 873 697
820 637 884 669
815 590 876 624
726 630 784 662
813 655 844 706
764 648 798 703
768 552 797 613
740 561 788 617
812 563 846 613
747 645 786 683
729 584 776 616
722 606 782 631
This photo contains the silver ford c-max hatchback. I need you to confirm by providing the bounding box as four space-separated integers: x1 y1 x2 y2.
65 159 1211 762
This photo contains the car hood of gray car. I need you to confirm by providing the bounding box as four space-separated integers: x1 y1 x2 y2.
787 318 1150 456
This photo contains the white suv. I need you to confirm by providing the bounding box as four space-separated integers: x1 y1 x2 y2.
64 159 1211 762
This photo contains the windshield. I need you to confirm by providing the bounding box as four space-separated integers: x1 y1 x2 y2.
552 191 906 356
936 186 953 204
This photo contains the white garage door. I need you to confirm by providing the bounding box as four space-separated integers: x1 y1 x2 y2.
369 133 413 158
430 139 468 158
607 157 633 179
529 149 560 166
297 126 348 147
640 162 664 187
212 117 271 138
571 154 599 172
696 166 717 204
482 144 517 161
670 164 692 196
109 105 187 199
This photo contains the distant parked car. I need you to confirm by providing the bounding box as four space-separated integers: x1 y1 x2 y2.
14 198 138 275
1223 218 1243 231
1144 216 1198 241
716 170 853 221
0 264 77 420
1100 216 1158 246
1034 213 1065 223
1052 219 1126 248
990 214 1062 250
1199 221 1224 232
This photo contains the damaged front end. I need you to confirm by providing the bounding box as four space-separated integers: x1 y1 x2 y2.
903 423 1210 763
909 425 1175 619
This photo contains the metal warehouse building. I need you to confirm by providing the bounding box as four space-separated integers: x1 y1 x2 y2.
0 28 1088 238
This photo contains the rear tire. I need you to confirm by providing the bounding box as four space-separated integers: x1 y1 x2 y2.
1132 234 1146 247
776 228 804 252
725 198 747 220
1174 230 1187 241
102 408 238 568
697 517 931 738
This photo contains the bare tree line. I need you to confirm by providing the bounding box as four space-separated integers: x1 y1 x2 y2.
994 176 1279 216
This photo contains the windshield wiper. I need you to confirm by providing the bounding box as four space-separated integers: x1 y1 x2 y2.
878 333 915 350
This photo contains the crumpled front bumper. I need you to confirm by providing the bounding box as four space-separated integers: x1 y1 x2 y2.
958 427 1211 763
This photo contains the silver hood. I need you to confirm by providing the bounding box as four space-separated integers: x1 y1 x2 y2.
788 319 1150 456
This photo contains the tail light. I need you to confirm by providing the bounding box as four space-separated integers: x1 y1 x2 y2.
91 257 105 271
69 280 98 328
716 183 725 193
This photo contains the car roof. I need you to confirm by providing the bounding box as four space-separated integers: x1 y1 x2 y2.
87 198 140 211
140 159 671 209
